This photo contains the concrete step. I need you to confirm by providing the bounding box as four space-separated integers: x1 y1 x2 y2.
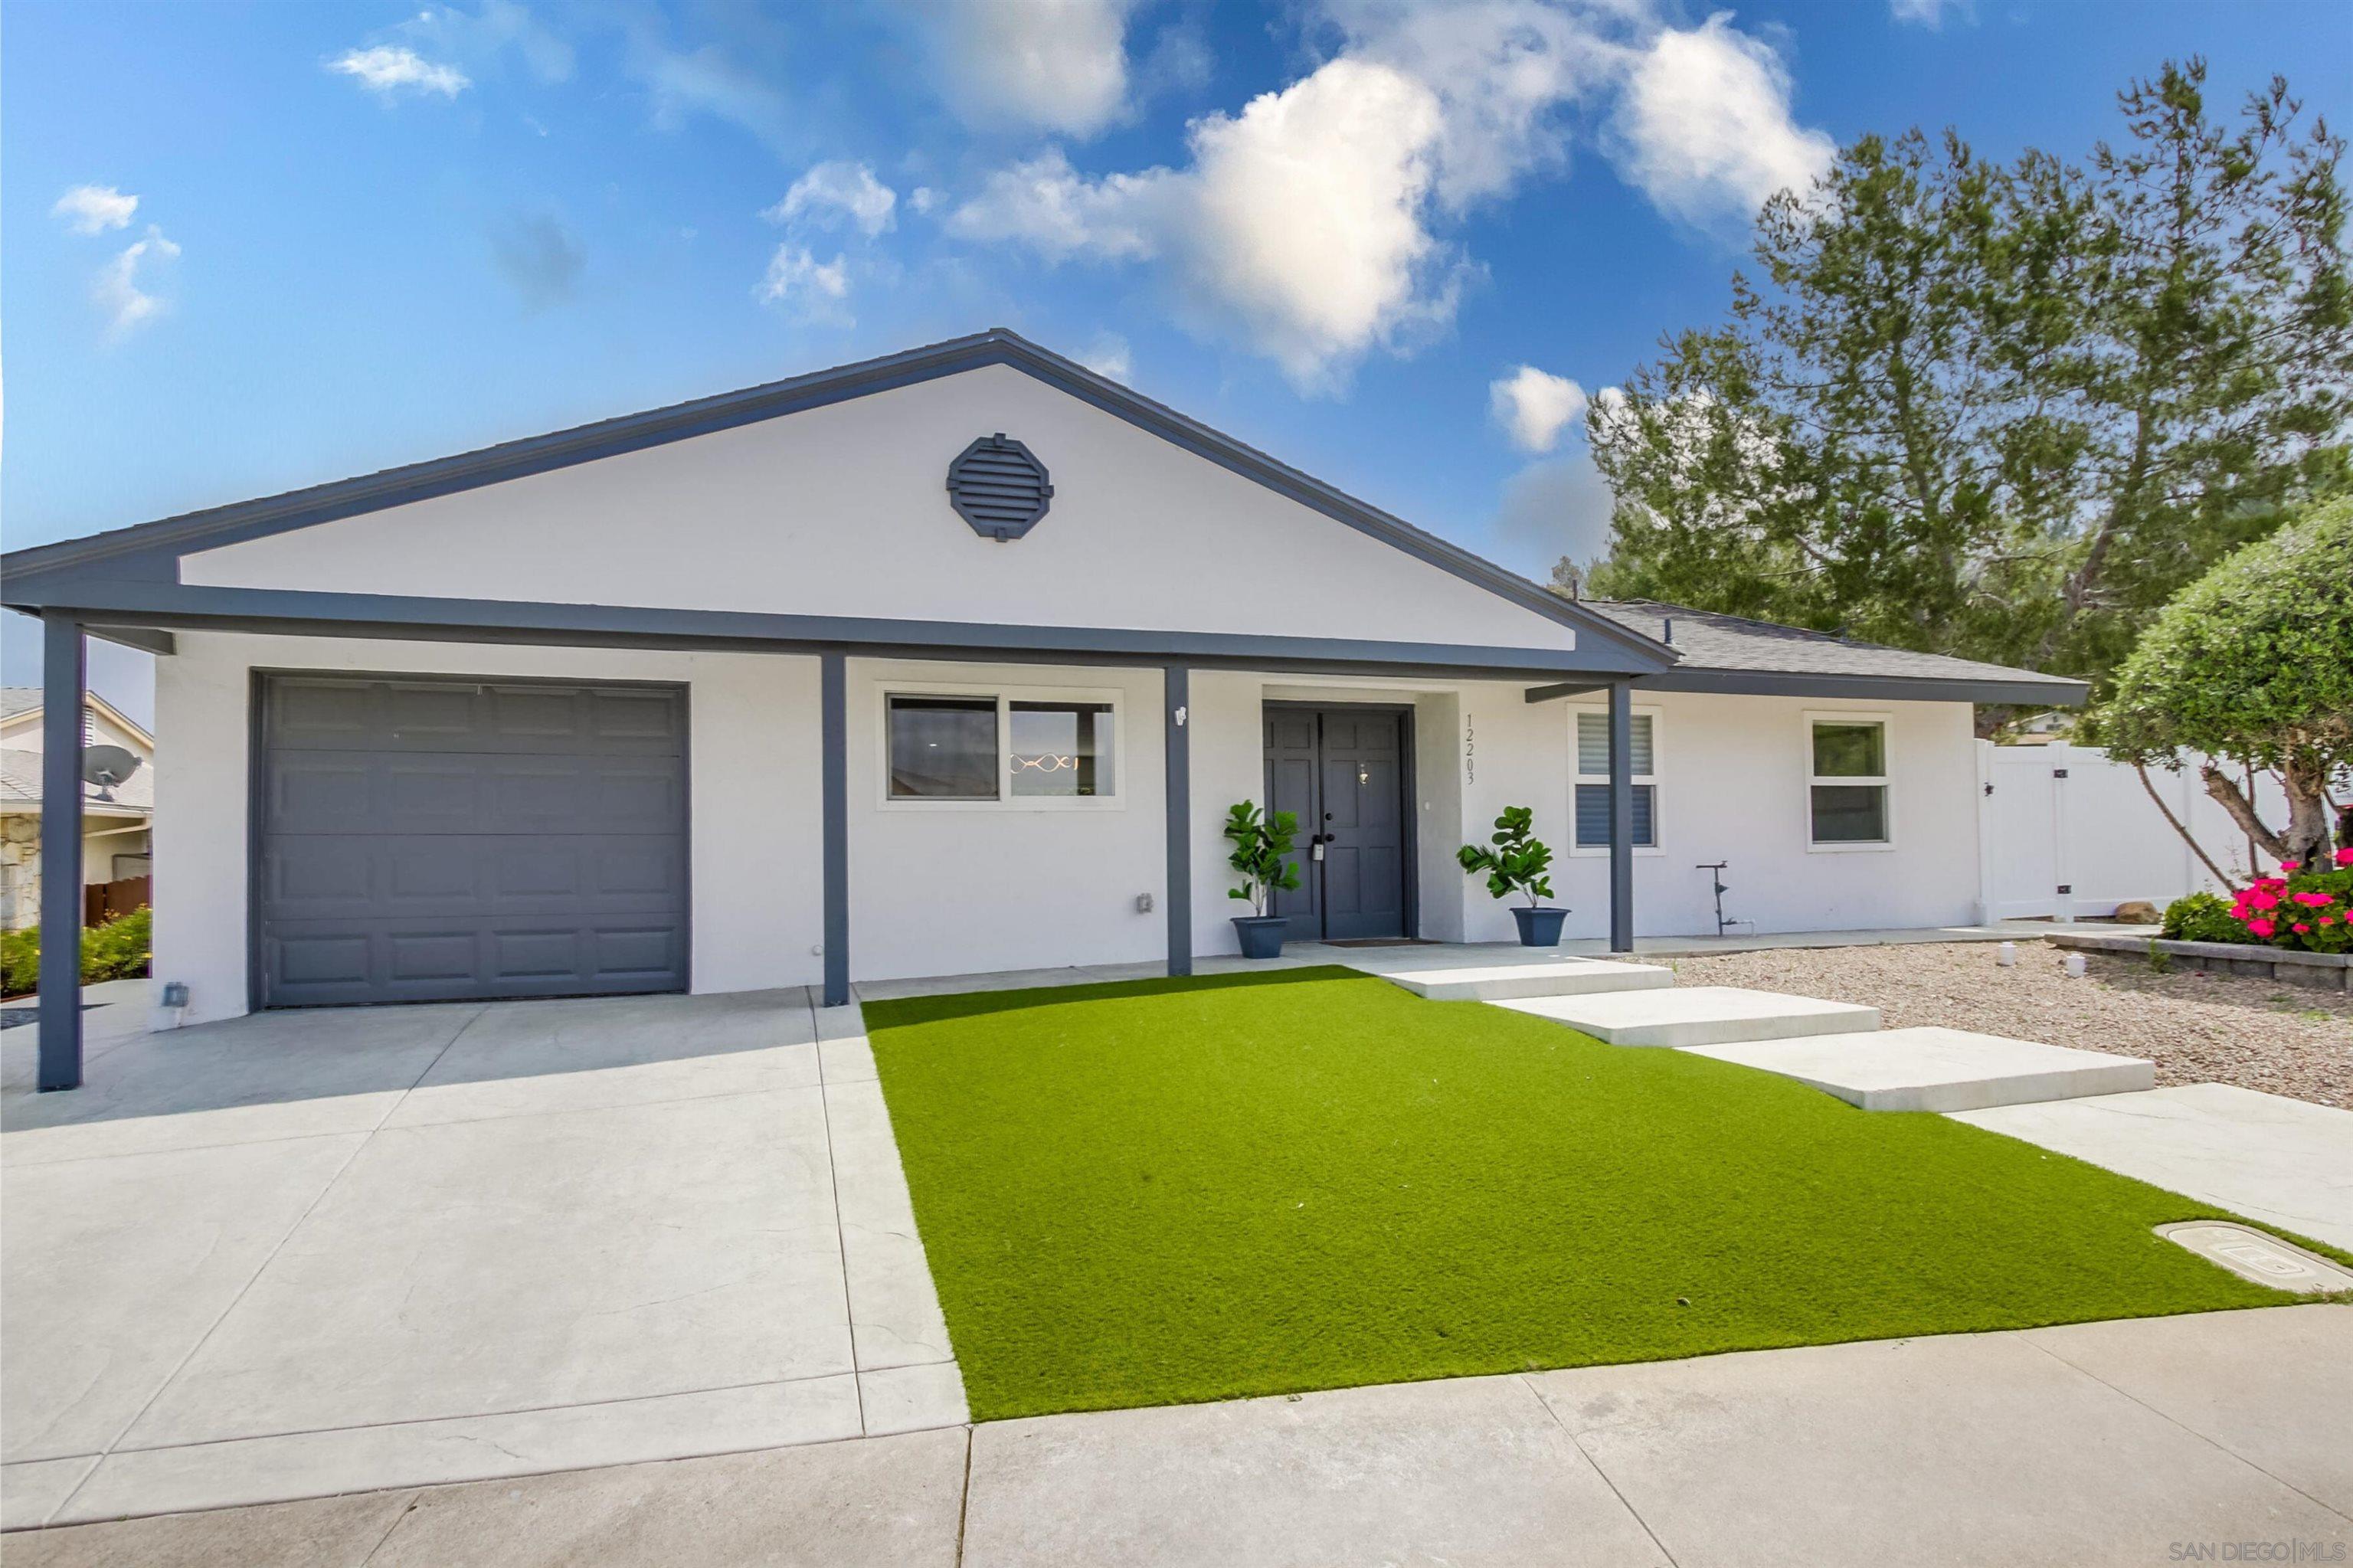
1374 957 1674 1003
1682 1027 2156 1113
1496 987 1878 1049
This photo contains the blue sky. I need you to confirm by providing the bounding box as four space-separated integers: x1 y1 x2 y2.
6 0 2348 721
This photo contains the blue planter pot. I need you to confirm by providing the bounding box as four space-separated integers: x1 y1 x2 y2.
1232 915 1289 960
1512 906 1568 948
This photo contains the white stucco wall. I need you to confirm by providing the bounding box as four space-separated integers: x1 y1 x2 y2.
844 658 1170 980
1533 690 1985 940
179 364 1581 655
1186 681 1983 953
150 633 823 1024
149 630 1988 1013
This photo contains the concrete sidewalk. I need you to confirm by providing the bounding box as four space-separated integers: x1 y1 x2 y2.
11 1305 2345 1567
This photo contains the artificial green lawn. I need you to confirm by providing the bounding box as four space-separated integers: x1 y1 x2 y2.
866 966 2319 1422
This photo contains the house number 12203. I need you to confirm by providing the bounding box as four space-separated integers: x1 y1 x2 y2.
1464 715 1475 784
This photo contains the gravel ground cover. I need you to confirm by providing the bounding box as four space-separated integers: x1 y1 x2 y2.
1667 941 2353 1109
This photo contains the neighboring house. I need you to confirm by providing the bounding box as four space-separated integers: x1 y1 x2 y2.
1 329 2082 1077
0 688 154 931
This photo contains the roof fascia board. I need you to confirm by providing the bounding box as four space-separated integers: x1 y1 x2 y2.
90 626 175 658
0 330 1677 674
1638 666 2087 706
43 581 1659 680
0 332 1013 582
1523 680 1612 703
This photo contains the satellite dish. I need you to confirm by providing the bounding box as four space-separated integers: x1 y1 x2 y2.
83 745 142 801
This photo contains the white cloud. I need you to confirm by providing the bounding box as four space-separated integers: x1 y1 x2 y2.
52 185 138 235
951 58 1454 390
1888 0 1968 26
1490 365 1589 452
1608 14 1833 228
906 185 943 216
756 245 853 324
900 0 1136 137
1492 449 1618 576
764 162 898 237
1078 332 1132 381
1181 58 1455 386
1334 0 1618 211
93 225 180 341
408 0 574 83
329 44 471 97
944 2 1832 386
947 149 1170 263
636 41 791 149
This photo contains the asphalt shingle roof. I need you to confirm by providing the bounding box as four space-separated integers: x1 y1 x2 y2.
0 747 153 813
1584 599 2083 690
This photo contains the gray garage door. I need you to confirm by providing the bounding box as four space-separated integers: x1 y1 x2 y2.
256 674 689 1008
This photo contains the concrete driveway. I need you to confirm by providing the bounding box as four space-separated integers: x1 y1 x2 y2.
0 984 964 1529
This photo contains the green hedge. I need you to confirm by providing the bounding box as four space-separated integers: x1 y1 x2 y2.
0 906 152 997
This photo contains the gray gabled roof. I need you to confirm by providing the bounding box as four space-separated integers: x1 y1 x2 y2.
1586 599 2088 705
0 329 1677 673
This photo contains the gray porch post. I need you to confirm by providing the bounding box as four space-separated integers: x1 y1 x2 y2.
820 652 849 1007
38 612 87 1091
1163 662 1192 977
1608 679 1635 954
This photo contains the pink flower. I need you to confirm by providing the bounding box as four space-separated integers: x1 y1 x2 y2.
2337 846 2353 867
2247 892 2279 911
2278 860 2301 872
2293 891 2333 907
2293 923 2312 934
2323 915 2340 926
2247 918 2277 938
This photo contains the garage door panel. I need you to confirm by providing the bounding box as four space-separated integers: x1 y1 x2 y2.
258 675 688 1007
264 917 688 1007
267 683 685 757
269 752 684 836
267 835 680 918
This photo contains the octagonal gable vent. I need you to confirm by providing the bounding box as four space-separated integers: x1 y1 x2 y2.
947 434 1053 542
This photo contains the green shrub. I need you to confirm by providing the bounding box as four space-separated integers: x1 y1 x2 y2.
0 928 37 997
83 905 153 983
2161 892 2243 944
0 905 154 996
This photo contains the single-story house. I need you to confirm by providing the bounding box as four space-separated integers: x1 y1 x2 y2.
1 329 2083 1088
0 687 155 931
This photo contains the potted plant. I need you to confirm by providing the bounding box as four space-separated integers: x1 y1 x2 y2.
1225 800 1303 959
1458 806 1567 946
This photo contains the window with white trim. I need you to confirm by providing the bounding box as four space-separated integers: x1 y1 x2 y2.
885 690 1119 805
1808 718 1889 845
1573 710 1657 849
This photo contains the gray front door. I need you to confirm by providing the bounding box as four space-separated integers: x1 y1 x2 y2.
255 674 690 1008
1263 706 1409 941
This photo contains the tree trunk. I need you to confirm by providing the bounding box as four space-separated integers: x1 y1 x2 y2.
2279 754 2334 868
2200 763 2288 866
2136 764 2232 886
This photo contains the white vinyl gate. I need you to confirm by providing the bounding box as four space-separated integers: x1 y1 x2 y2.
1978 742 2289 921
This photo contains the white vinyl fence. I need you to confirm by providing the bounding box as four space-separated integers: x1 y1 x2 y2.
1976 741 2292 921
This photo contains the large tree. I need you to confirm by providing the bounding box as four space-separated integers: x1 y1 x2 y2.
1582 61 2350 727
2090 496 2353 869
